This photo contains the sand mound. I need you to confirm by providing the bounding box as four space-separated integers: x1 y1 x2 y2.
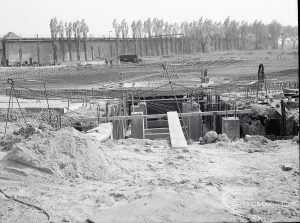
231 135 279 153
245 135 269 145
217 134 231 143
4 127 111 180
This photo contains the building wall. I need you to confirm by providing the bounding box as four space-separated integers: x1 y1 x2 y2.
2 38 179 65
0 50 3 64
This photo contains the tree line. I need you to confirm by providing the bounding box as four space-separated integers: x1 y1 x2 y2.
46 17 297 63
112 17 298 56
49 18 89 64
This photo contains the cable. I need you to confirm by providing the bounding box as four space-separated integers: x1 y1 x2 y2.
0 188 51 223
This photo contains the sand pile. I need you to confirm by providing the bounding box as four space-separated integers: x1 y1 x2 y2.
4 127 111 180
217 133 231 143
230 135 280 153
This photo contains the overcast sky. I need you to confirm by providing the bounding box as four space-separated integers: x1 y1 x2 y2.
0 0 298 37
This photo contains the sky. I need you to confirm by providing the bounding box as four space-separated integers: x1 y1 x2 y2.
0 0 298 37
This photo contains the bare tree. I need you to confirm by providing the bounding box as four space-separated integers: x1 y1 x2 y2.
144 18 154 56
136 20 143 56
252 20 269 49
131 21 137 55
164 22 171 55
229 19 239 50
173 23 180 54
58 20 65 61
268 20 282 49
120 19 129 54
111 17 296 55
158 19 165 55
112 19 121 58
152 18 162 56
36 34 40 64
281 25 294 49
289 26 298 49
180 22 189 53
65 22 73 61
90 35 94 60
73 20 82 61
199 19 213 52
50 18 59 64
81 19 89 60
223 17 231 50
240 21 249 50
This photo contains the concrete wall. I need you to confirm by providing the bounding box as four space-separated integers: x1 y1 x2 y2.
0 50 3 64
2 37 182 65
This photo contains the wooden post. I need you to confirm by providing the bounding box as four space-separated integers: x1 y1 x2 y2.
215 95 220 111
97 104 100 124
58 113 62 128
281 100 287 136
199 114 203 138
213 111 217 132
246 87 249 98
182 102 190 137
139 102 148 129
105 101 109 122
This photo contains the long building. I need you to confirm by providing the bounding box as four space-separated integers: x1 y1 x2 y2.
1 32 184 66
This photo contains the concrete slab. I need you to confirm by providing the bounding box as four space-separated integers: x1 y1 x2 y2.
167 111 188 148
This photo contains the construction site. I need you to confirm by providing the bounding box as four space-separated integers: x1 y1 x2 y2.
0 47 299 222
0 0 300 219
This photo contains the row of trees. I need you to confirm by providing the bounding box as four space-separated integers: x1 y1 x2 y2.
112 17 298 56
49 18 89 63
113 18 184 56
46 17 297 63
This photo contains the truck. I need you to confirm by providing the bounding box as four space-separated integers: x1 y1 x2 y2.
119 54 142 63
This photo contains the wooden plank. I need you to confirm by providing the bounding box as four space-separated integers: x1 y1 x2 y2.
78 109 253 122
145 128 169 134
167 111 188 149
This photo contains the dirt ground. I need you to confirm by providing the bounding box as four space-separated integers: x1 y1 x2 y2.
0 49 298 223
0 132 299 223
0 49 298 90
